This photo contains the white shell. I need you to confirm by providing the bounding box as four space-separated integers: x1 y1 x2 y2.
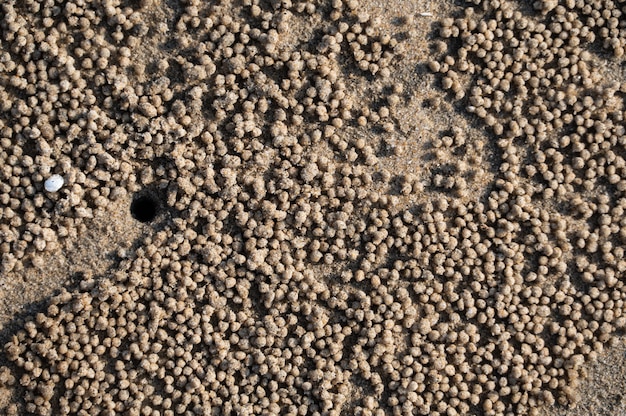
44 174 64 192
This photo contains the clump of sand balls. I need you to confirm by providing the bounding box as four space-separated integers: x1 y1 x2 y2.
428 0 626 410
2 0 626 415
0 0 400 274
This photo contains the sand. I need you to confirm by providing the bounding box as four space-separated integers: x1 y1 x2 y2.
2 0 626 415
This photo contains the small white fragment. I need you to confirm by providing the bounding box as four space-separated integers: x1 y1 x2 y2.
44 174 64 192
419 12 433 17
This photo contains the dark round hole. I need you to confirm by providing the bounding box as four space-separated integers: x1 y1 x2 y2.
131 194 158 223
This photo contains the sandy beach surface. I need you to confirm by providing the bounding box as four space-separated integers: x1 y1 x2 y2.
2 0 626 415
